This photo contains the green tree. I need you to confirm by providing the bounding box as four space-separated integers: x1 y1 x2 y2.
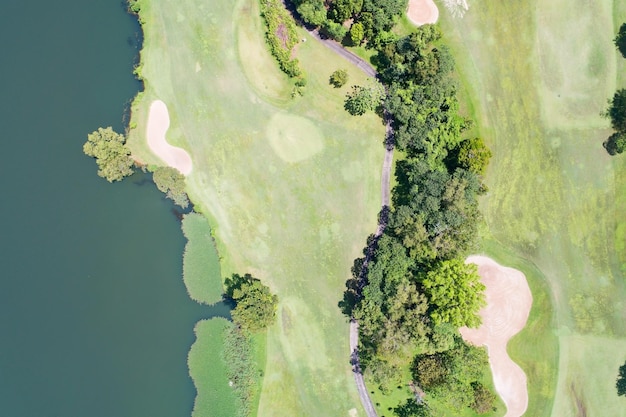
297 0 327 27
83 127 135 182
604 131 626 155
615 22 626 58
605 89 626 132
617 361 626 396
225 273 278 332
152 166 189 208
414 354 448 389
470 382 496 414
329 69 349 88
394 399 432 417
344 84 382 116
456 138 492 175
322 20 348 41
350 22 365 45
420 259 486 328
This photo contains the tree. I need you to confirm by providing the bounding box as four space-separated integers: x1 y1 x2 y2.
456 138 492 175
225 273 278 332
322 20 348 41
604 131 626 155
329 68 349 88
615 22 626 58
344 84 383 116
470 382 496 414
605 89 626 132
617 361 626 396
152 166 189 208
394 399 432 417
83 127 135 182
414 354 448 389
350 22 365 45
297 0 327 27
420 259 486 328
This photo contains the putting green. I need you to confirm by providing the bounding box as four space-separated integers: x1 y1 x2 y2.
266 112 324 163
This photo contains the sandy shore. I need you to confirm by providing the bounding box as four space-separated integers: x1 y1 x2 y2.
146 100 192 175
460 255 533 417
407 0 439 26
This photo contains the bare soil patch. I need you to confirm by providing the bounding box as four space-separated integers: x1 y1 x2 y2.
407 0 439 26
460 255 533 417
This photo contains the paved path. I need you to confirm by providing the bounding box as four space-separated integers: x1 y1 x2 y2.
306 29 396 417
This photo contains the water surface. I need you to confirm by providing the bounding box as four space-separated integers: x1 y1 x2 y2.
0 1 219 415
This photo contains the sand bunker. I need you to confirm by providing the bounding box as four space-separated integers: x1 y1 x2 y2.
407 0 439 26
146 100 192 175
460 256 533 417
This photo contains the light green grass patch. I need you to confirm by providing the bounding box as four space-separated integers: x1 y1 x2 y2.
440 0 626 415
182 212 223 305
266 112 324 163
188 318 238 417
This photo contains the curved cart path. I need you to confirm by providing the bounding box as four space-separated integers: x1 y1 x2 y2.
307 29 392 417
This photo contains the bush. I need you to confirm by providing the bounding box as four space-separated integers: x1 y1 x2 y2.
152 166 189 208
222 326 258 417
329 69 349 88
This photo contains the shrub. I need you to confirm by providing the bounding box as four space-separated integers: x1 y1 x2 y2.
259 0 302 77
329 69 349 88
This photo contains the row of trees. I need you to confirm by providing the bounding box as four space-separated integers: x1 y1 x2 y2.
293 0 407 46
345 24 496 415
603 23 626 155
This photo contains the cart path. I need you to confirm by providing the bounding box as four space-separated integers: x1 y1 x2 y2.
306 29 393 417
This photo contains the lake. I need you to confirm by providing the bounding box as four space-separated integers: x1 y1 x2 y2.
0 0 223 415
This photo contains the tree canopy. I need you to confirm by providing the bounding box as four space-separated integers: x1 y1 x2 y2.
152 166 189 208
420 259 486 328
225 273 278 333
344 83 383 116
606 89 626 132
329 69 349 88
615 22 626 58
617 361 626 397
83 127 135 182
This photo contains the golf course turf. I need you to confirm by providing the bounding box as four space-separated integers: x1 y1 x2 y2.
440 0 626 415
127 0 385 415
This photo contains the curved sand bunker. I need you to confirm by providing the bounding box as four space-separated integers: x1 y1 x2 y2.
407 0 439 26
459 256 533 417
146 100 193 175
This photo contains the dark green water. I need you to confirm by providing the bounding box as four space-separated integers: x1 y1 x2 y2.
0 1 226 416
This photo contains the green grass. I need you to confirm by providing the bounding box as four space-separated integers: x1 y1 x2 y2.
439 0 626 415
127 0 385 415
181 213 223 305
188 318 238 417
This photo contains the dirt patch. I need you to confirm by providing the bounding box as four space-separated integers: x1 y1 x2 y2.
459 255 533 417
407 0 439 26
276 23 289 50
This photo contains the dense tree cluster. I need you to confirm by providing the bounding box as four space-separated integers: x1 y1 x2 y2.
225 273 278 333
343 24 495 415
83 127 135 182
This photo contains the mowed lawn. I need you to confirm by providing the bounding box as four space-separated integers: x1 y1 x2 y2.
127 0 385 415
440 0 626 415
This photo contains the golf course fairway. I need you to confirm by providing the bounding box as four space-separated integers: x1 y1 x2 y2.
127 0 384 415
